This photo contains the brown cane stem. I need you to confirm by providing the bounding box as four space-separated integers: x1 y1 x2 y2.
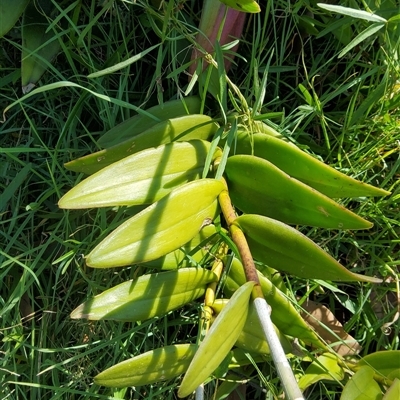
218 185 263 300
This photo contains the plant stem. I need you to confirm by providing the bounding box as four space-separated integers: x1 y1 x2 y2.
218 181 305 400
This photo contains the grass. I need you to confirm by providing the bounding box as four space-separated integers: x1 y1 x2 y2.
1 0 399 399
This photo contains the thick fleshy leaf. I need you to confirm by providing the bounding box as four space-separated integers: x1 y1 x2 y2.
66 115 218 175
97 96 201 148
298 353 345 390
224 257 326 347
178 281 255 398
142 224 220 269
70 268 217 321
94 344 197 387
234 214 382 282
358 351 400 381
59 140 213 208
86 179 224 268
340 365 383 400
383 379 400 400
233 131 390 198
226 155 373 229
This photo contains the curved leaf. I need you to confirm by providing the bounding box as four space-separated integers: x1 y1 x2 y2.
97 96 201 148
234 214 382 282
298 353 345 391
85 179 224 267
226 155 373 229
66 115 218 175
0 0 30 38
94 344 197 387
70 268 217 322
358 351 400 381
233 131 390 198
59 140 213 208
340 365 383 400
178 281 255 398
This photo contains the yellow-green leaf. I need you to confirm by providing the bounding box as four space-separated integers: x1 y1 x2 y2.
86 179 224 268
234 214 382 282
70 268 217 322
178 281 255 398
225 155 373 229
94 344 197 387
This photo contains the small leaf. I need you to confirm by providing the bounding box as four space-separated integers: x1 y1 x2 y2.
88 43 161 78
178 281 255 398
340 365 383 400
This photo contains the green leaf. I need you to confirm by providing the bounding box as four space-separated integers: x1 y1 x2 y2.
225 155 373 229
298 353 345 390
142 224 220 270
233 214 382 282
94 344 197 387
317 4 387 23
21 0 61 92
383 379 400 400
59 140 213 207
65 116 217 175
70 268 217 322
97 96 202 148
219 0 261 13
340 365 383 400
338 23 385 58
233 131 390 198
358 351 400 381
212 299 293 355
0 0 30 38
0 163 32 212
87 43 161 78
84 179 224 268
178 281 255 398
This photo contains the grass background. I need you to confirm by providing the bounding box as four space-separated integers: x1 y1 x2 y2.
1 0 399 399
